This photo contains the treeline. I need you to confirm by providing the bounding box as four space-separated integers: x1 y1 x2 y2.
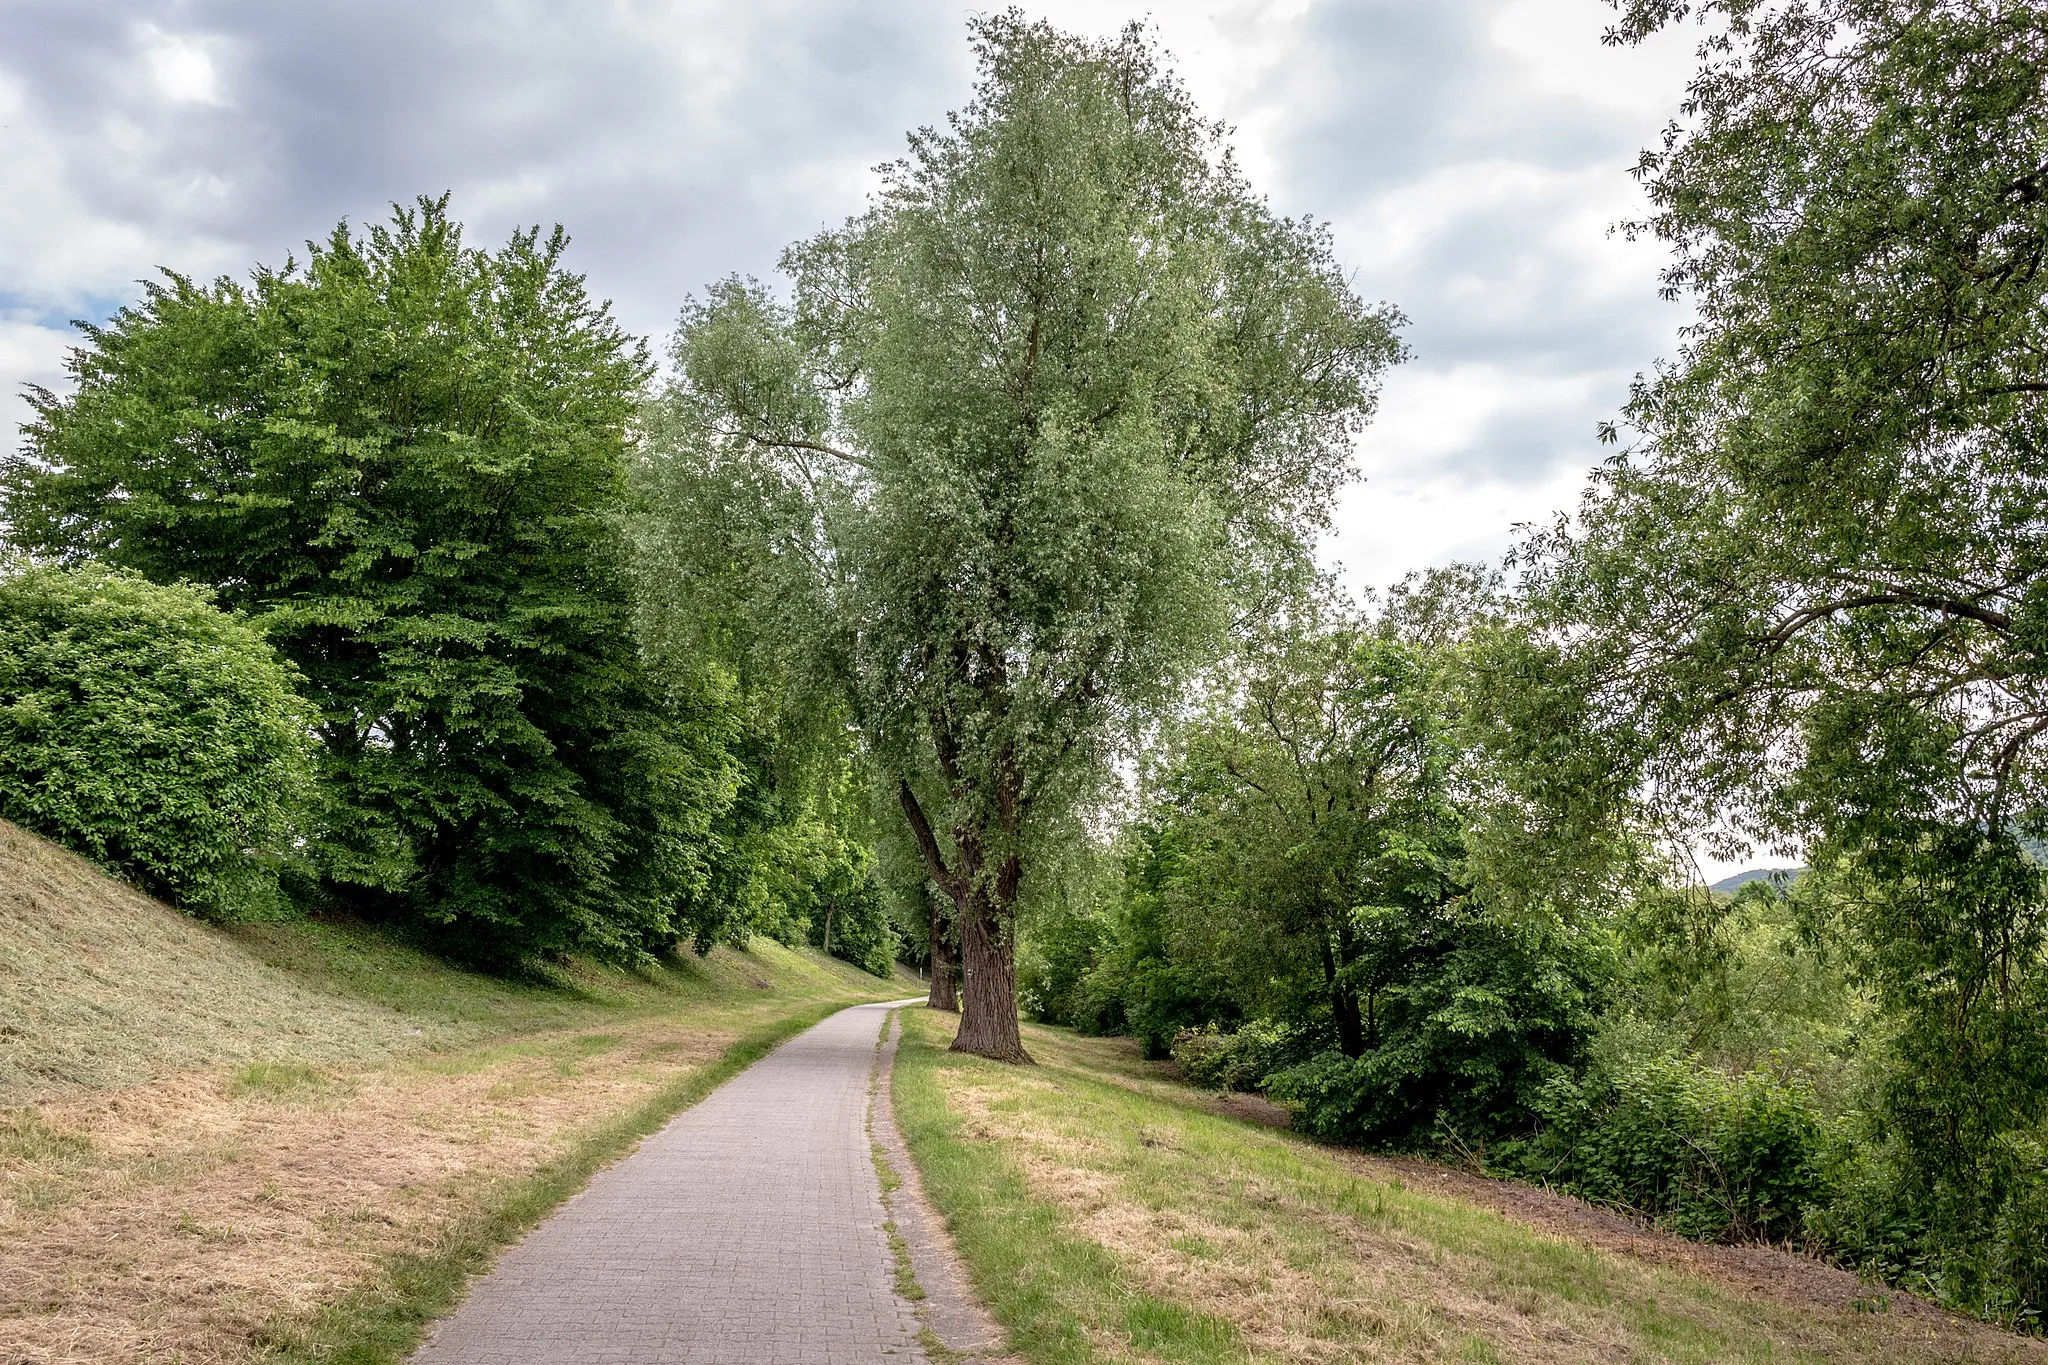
6 0 2048 1332
1018 0 2048 1331
0 204 898 974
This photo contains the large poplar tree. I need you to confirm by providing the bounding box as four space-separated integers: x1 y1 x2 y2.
640 13 1402 1058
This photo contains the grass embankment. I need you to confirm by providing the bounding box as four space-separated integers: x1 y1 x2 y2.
894 1009 2045 1365
0 819 905 1364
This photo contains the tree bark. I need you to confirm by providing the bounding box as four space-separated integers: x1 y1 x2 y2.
894 775 1029 1059
927 892 959 1012
1319 925 1366 1059
951 855 1031 1062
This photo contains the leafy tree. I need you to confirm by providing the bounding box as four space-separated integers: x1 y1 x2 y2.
0 562 312 918
4 199 720 963
1523 0 2048 1315
1063 590 1608 1143
1162 610 1468 1058
642 13 1402 1058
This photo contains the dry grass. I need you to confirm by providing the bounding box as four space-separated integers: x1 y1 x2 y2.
0 821 423 1097
900 1010 2048 1365
2 1018 755 1362
0 819 901 1363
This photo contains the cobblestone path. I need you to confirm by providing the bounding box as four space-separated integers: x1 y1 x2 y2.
412 1001 926 1365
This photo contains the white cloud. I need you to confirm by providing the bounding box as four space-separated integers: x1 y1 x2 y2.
138 23 228 106
0 315 74 472
0 0 1700 594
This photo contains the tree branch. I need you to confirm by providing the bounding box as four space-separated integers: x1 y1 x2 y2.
1758 587 2013 656
898 778 965 904
717 426 877 471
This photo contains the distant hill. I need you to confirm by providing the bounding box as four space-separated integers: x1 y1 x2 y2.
1709 867 1803 894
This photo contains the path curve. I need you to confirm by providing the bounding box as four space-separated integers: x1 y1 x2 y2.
413 1000 926 1365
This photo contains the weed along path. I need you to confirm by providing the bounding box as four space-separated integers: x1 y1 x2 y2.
411 999 973 1365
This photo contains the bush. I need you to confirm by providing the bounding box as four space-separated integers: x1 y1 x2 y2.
1810 1126 2048 1329
1264 910 1603 1150
1171 1019 1306 1092
1497 1053 1836 1244
0 563 312 917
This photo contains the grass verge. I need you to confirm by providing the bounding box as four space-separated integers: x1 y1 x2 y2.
894 1009 2043 1365
894 1011 1248 1365
259 998 857 1364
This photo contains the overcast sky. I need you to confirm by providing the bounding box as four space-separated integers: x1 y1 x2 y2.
0 0 1702 590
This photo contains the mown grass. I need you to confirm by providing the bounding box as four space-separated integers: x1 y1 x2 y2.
231 912 880 1042
255 1000 864 1365
894 1010 2038 1365
894 1012 1250 1365
2 816 912 1361
1 809 897 1101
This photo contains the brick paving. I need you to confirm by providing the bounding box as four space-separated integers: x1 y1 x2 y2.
412 1001 927 1365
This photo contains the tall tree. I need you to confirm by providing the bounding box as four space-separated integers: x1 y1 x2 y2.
1528 0 2048 1300
1164 610 1464 1059
640 13 1402 1059
5 198 722 963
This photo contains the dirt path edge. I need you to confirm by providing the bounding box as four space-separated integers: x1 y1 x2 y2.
870 1008 1020 1364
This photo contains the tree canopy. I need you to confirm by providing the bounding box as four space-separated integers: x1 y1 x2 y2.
1509 0 2048 1317
3 198 729 962
641 12 1404 1058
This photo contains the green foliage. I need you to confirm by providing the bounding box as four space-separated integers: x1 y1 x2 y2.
1484 0 2048 1321
1017 884 1119 1030
1169 1019 1305 1093
0 563 311 919
3 198 729 963
1057 588 1610 1142
1812 1126 2048 1329
1616 878 1872 1100
1501 1051 1837 1246
641 12 1402 1052
1263 909 1606 1150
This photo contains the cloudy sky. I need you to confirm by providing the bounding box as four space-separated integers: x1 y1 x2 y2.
0 0 1700 592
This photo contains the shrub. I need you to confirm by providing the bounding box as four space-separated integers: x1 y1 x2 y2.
1171 1019 1306 1092
1264 909 1603 1150
1498 1053 1836 1244
1986 1135 2048 1330
0 563 312 917
1810 1125 2048 1329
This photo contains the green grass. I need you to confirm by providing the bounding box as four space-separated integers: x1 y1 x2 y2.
1 813 899 1100
225 1061 341 1100
257 999 864 1365
231 913 887 1041
894 1012 1249 1365
895 1012 2033 1365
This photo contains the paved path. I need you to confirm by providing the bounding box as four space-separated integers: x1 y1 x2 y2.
412 1001 927 1365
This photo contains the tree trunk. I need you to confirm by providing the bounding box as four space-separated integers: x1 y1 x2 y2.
892 775 1023 1054
927 892 959 1012
1320 925 1366 1059
1334 984 1366 1059
951 859 1031 1063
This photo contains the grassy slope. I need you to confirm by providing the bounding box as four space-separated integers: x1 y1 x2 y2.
895 1009 2045 1365
0 815 891 1101
0 818 906 1362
